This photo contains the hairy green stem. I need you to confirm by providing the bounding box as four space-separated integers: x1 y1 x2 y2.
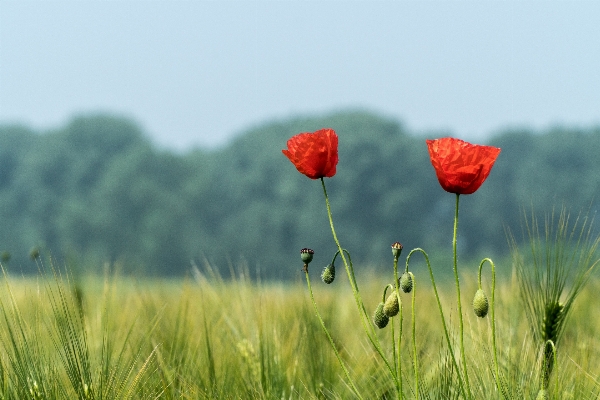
390 303 397 375
320 178 399 388
398 297 403 400
453 193 472 399
393 255 403 399
411 248 467 399
478 258 499 395
410 272 418 400
304 269 363 399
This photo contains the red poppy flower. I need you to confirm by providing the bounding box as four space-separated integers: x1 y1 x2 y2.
426 137 501 195
282 128 338 179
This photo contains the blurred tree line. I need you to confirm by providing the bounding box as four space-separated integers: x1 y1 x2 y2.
0 111 599 279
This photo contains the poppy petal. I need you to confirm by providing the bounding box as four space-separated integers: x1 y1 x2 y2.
282 128 339 179
427 137 500 195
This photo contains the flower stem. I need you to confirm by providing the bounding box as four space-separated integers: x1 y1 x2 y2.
393 255 403 399
397 299 403 400
453 193 472 399
319 178 399 388
409 272 418 400
304 269 363 399
478 258 499 394
390 302 397 373
320 178 361 306
413 247 467 399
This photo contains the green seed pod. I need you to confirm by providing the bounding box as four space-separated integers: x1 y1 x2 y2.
391 242 403 259
400 272 413 293
383 292 400 317
300 248 314 264
473 289 489 318
373 302 389 329
321 264 335 284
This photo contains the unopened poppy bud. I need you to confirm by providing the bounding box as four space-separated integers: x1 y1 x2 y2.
400 272 413 293
536 389 548 400
300 248 314 264
391 242 403 259
383 292 400 317
373 302 389 329
321 264 335 284
473 289 489 318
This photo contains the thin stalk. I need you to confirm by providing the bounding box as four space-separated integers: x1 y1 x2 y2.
390 306 397 377
401 257 419 396
385 284 398 380
397 298 403 400
538 340 558 397
320 179 365 319
304 269 363 399
540 339 558 392
393 255 403 399
410 272 418 400
412 248 468 399
478 258 499 395
453 193 472 398
320 178 398 387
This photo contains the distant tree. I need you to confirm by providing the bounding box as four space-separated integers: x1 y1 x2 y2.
0 111 599 278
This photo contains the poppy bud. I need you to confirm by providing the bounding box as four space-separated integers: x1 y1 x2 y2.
391 242 403 259
473 289 489 318
383 292 400 317
536 389 548 400
300 248 314 264
321 264 335 284
399 272 413 293
373 302 389 329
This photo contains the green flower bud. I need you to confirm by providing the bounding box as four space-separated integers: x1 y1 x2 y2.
300 248 314 264
473 289 489 318
400 272 413 293
373 302 389 329
321 264 335 284
383 292 400 317
391 242 403 259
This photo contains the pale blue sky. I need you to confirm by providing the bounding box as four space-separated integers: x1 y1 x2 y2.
1 1 599 150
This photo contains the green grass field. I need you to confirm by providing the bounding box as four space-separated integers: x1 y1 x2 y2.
0 260 598 400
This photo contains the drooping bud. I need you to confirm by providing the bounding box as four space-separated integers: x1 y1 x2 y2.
321 264 335 284
473 289 489 318
373 302 389 329
391 242 403 259
383 292 400 317
535 389 548 400
399 272 413 293
300 248 314 264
